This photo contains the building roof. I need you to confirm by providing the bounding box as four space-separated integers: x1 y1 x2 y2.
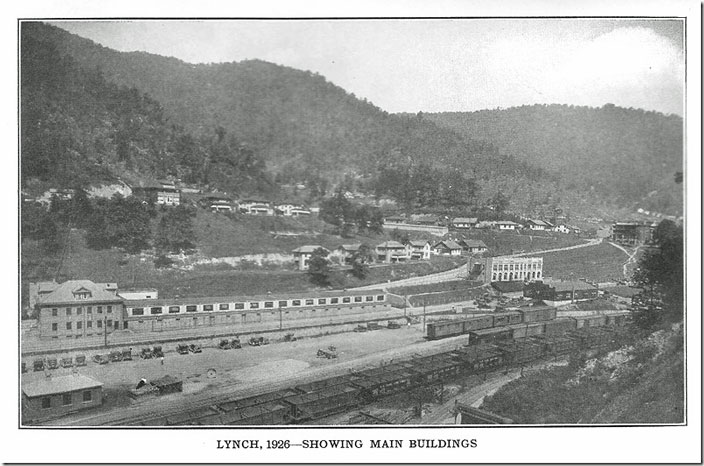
123 288 386 307
377 241 406 249
23 374 103 398
434 240 462 250
408 240 430 247
491 281 525 293
528 219 548 226
544 280 597 292
461 239 487 248
453 217 478 224
385 215 406 221
497 221 518 226
338 244 362 252
36 280 123 306
292 245 328 254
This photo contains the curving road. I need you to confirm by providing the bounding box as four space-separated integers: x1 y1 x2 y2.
353 238 603 291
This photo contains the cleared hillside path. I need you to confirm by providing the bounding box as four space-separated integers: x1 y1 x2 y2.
353 238 603 291
607 242 641 278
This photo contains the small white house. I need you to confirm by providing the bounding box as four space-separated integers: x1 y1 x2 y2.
496 221 519 231
376 241 410 263
407 240 431 260
292 245 329 271
432 240 463 256
526 219 548 231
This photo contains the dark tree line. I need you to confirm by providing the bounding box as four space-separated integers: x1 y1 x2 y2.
319 189 384 237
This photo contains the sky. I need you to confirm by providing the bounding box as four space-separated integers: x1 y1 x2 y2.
52 19 685 116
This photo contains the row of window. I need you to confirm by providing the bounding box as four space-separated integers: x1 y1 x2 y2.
41 390 92 409
50 306 114 317
129 295 385 316
51 320 117 331
491 263 541 271
492 271 541 281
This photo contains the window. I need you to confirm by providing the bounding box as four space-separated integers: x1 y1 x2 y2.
169 306 180 314
52 323 57 331
292 300 301 306
97 306 103 314
377 295 385 301
66 322 72 330
132 308 144 316
219 304 229 310
342 297 351 303
318 298 326 305
87 306 92 314
62 393 72 406
77 321 82 330
107 306 112 313
365 296 374 302
354 296 362 303
87 321 92 329
278 300 288 307
234 303 244 310
123 321 128 329
51 309 58 317
82 391 92 402
77 307 82 315
203 304 214 311
249 302 259 309
150 307 163 315
97 320 102 328
107 320 112 327
264 302 274 308
305 299 314 305
42 397 51 409
330 298 339 304
186 305 197 312
66 308 71 316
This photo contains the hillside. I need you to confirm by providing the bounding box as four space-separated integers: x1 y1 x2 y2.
424 105 684 215
23 22 565 212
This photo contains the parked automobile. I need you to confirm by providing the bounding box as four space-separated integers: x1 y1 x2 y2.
176 344 190 355
189 344 202 353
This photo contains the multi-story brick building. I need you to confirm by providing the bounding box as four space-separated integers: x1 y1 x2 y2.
34 280 125 339
469 256 543 284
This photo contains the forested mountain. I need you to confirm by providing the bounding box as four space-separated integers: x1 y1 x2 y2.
22 22 562 214
424 105 684 215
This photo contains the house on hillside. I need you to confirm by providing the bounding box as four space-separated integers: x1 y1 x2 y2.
496 221 519 231
239 199 271 214
385 215 406 225
203 193 233 213
458 239 487 254
452 217 478 229
292 245 329 271
376 241 410 263
432 240 463 256
413 214 440 226
611 222 656 246
525 219 548 231
132 181 181 206
553 224 571 234
333 244 362 264
407 240 431 260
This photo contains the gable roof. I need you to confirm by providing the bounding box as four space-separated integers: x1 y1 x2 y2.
460 239 487 248
434 240 462 250
496 221 518 226
337 244 362 252
22 374 103 398
408 240 430 247
528 219 548 226
376 241 406 249
36 280 122 306
453 217 478 224
292 245 328 254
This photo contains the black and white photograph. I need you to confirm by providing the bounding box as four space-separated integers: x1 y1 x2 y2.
6 0 701 463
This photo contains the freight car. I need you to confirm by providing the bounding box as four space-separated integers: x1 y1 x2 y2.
129 322 631 426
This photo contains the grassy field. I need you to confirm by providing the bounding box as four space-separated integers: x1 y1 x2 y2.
388 279 482 296
525 241 630 282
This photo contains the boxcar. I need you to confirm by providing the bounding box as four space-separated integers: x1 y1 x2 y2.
571 315 607 329
543 317 578 337
509 322 545 339
468 327 513 345
494 339 544 365
492 312 523 327
283 385 360 421
518 306 557 323
604 311 630 326
426 320 466 340
463 315 495 332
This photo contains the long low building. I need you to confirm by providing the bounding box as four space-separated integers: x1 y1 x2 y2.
32 280 389 339
22 374 103 423
122 289 388 334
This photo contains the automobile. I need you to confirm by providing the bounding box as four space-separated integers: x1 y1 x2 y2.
108 351 123 362
75 355 87 366
32 359 44 372
152 346 164 358
230 338 242 349
387 321 401 329
176 344 190 355
249 336 269 346
60 357 73 368
46 358 59 370
121 349 133 361
92 354 109 365
219 339 232 350
189 344 202 353
140 348 153 359
353 325 368 333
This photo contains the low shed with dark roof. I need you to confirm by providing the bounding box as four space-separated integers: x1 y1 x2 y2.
22 374 103 423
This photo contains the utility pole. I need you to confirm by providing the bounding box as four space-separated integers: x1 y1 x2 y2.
423 300 427 330
103 315 108 348
279 306 283 330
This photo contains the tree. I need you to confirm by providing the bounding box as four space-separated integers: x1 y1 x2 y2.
631 220 684 328
350 243 374 279
155 205 197 253
319 188 353 229
489 191 510 214
307 247 332 286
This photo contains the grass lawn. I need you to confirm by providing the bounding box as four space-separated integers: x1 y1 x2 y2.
451 229 585 256
525 241 630 282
